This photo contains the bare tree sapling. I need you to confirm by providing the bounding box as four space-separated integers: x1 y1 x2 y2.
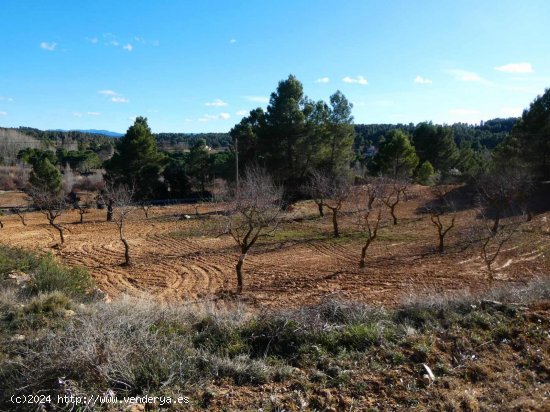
104 184 135 266
223 168 283 294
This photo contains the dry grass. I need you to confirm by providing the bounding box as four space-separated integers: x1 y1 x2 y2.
1 255 548 410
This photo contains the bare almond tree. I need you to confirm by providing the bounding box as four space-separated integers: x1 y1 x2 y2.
140 202 153 219
71 191 92 224
381 178 409 226
466 211 523 279
10 193 30 226
357 207 383 268
427 186 457 253
477 167 533 233
223 167 283 294
103 184 135 266
10 207 27 226
430 212 456 254
308 171 352 238
365 177 385 210
29 188 68 246
350 179 385 267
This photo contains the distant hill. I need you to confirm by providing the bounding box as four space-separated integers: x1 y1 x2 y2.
51 129 123 137
354 117 519 151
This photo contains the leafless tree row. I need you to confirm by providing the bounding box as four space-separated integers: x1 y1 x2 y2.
11 163 535 295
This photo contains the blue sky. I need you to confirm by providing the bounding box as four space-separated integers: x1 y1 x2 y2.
0 0 549 133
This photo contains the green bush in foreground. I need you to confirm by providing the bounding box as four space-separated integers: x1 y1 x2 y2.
0 245 93 298
28 254 93 297
0 246 41 275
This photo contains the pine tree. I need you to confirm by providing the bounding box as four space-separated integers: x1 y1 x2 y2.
105 117 165 199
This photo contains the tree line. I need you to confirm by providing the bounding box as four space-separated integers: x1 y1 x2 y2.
19 75 550 205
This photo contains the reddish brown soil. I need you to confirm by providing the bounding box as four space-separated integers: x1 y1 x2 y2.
1 187 549 308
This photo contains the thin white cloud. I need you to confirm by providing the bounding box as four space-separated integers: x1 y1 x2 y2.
205 99 228 107
236 110 248 116
342 75 368 85
229 38 237 44
244 96 269 103
123 44 133 52
87 111 101 116
198 113 231 122
448 69 485 83
134 36 159 46
495 62 533 73
316 77 330 83
0 111 7 116
87 37 99 44
414 75 432 84
0 96 14 102
449 108 481 115
40 42 57 51
98 90 117 96
72 112 82 117
98 90 128 103
198 115 216 123
500 107 522 117
111 96 129 103
109 40 120 47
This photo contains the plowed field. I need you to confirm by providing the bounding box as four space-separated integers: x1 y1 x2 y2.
1 188 549 307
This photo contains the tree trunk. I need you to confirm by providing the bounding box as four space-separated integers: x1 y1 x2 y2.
119 225 131 265
122 238 131 266
438 234 444 253
526 210 532 222
79 211 84 223
359 240 371 268
53 223 64 244
0 220 3 229
17 214 26 226
107 201 113 222
318 202 324 217
332 209 339 238
491 212 500 234
368 197 375 209
235 253 246 294
391 205 398 225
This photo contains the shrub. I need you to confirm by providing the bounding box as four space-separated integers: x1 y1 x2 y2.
4 292 72 330
243 317 304 359
337 323 381 351
0 246 40 275
28 254 93 297
208 355 271 385
193 315 247 357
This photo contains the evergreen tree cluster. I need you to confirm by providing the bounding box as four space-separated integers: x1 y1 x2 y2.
231 75 355 198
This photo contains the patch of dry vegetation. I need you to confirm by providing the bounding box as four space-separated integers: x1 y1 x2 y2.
0 245 548 411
